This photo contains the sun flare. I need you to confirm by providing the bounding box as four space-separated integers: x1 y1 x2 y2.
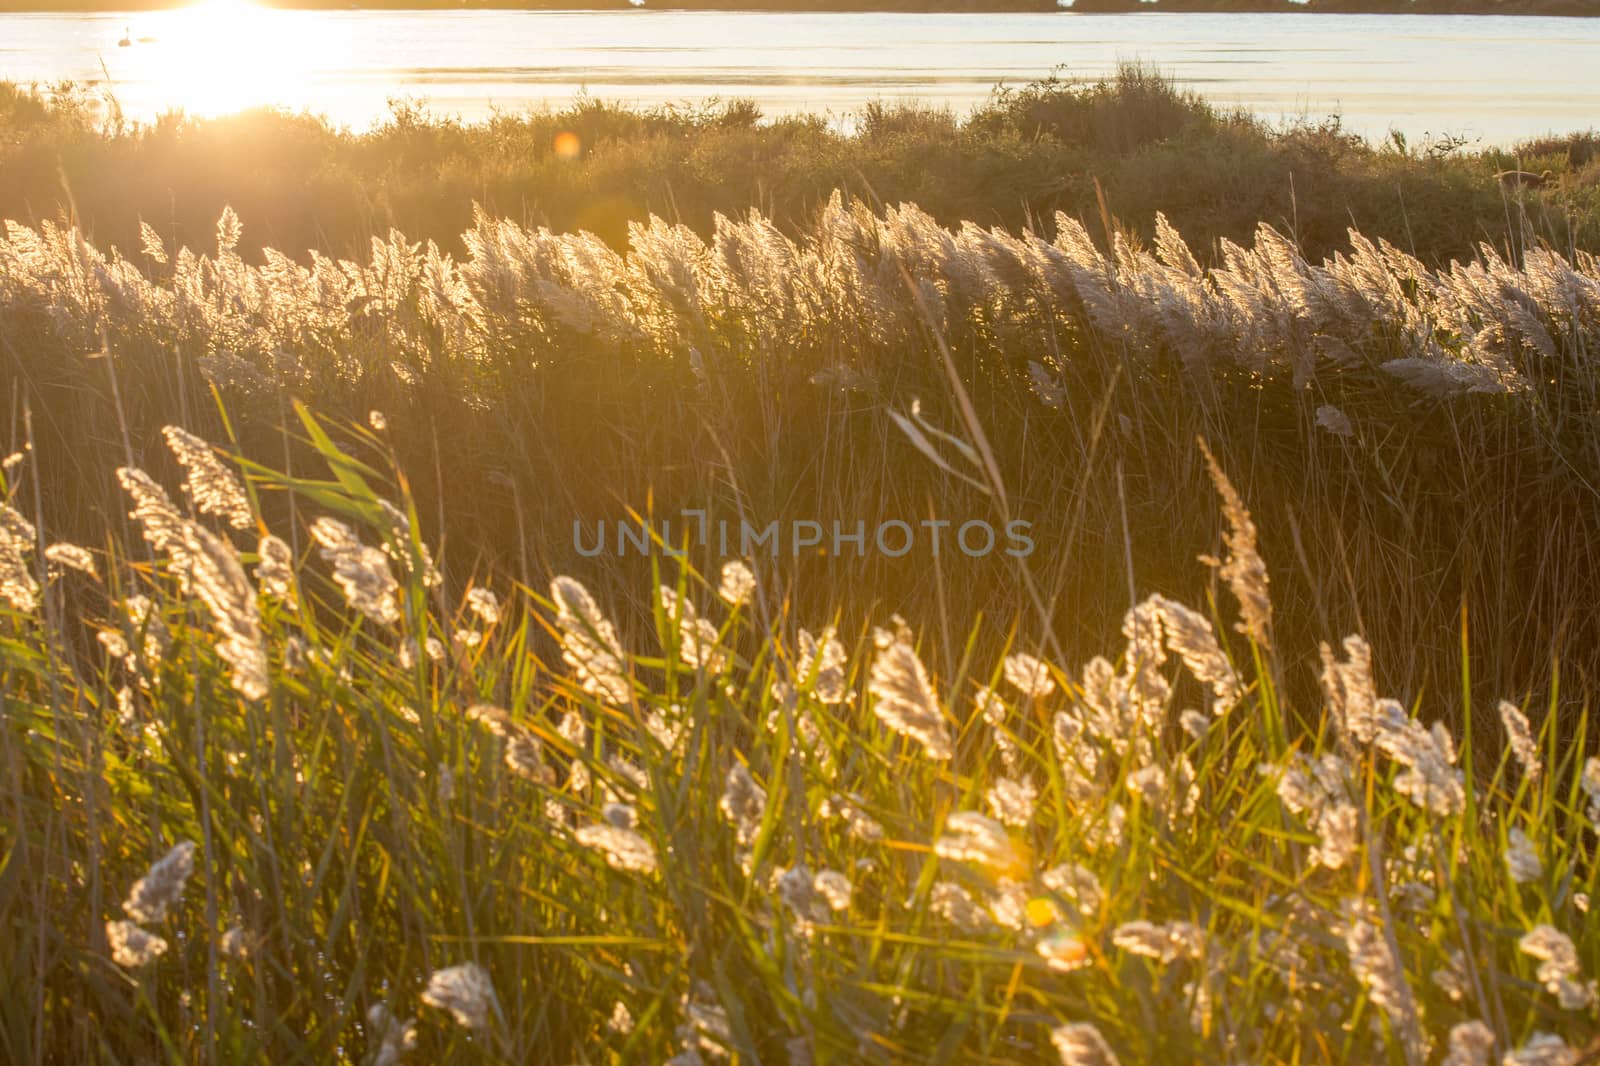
112 0 319 118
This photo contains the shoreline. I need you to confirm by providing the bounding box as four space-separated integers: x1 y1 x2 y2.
1 1 1594 15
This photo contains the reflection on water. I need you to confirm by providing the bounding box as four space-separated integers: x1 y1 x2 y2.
99 0 327 117
2 5 1597 144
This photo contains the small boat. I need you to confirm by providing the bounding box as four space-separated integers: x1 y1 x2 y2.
117 27 131 47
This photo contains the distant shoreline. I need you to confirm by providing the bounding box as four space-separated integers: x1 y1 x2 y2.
1 0 1593 16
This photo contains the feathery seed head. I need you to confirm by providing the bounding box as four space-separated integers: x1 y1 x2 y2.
985 775 1039 828
550 575 631 703
311 517 400 626
1041 863 1102 917
1051 1022 1120 1066
0 502 39 610
575 821 658 875
106 919 168 968
719 763 767 847
1441 1021 1495 1066
183 522 269 699
867 634 953 760
1519 925 1592 1009
44 542 97 579
1338 898 1424 1061
421 962 499 1030
812 869 853 912
367 1004 417 1066
255 534 294 598
797 626 849 703
464 586 500 626
122 840 196 924
1003 652 1056 700
660 586 726 672
1112 920 1205 964
1506 826 1542 884
1198 439 1272 649
1498 700 1542 781
930 881 995 933
162 425 253 530
935 811 1025 874
718 559 756 606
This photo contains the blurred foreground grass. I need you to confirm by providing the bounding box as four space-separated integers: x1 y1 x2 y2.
0 407 1595 1064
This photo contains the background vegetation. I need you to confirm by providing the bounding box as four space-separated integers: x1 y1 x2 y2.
3 70 1598 267
4 71 1600 712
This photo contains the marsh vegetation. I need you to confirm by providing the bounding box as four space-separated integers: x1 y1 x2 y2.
1 69 1598 1064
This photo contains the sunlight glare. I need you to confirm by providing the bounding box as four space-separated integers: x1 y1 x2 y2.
114 0 320 118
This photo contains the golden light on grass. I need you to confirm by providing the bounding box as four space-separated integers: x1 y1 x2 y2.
4 123 1600 1056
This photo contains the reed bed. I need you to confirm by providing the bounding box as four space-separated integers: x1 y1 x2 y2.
5 196 1595 400
5 51 1600 1063
0 408 1595 1063
4 196 1600 704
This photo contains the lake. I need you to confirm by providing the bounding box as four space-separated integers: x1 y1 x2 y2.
2 6 1597 145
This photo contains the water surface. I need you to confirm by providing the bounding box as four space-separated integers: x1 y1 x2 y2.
2 7 1597 144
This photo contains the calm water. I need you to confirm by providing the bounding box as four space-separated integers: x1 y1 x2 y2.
2 7 1597 144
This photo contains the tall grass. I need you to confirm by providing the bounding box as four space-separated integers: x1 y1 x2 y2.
0 407 1594 1063
3 72 1600 1062
3 192 1599 706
